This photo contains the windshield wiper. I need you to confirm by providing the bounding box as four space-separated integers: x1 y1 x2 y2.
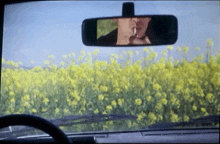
2 113 137 139
147 114 219 129
50 113 137 126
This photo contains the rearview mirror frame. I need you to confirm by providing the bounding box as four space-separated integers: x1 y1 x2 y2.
82 15 178 47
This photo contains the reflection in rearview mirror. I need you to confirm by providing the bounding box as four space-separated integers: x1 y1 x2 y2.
95 16 177 46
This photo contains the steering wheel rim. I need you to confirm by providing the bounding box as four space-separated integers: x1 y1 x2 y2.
0 114 71 143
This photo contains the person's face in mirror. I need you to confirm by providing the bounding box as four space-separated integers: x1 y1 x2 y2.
113 17 151 45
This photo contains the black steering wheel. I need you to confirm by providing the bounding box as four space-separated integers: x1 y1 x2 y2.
0 114 72 143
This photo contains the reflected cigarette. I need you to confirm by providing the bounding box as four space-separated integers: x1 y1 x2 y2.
134 28 136 36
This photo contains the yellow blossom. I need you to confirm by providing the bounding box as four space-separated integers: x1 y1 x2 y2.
111 53 118 58
119 54 123 59
184 94 190 101
43 60 50 65
177 46 181 52
23 94 30 101
42 108 47 112
149 52 157 59
183 46 189 53
100 86 108 92
175 100 180 108
2 58 5 64
117 98 124 106
62 55 67 59
128 51 132 57
137 114 144 121
71 52 75 57
161 98 167 105
199 100 204 105
146 95 152 102
10 98 15 103
93 49 99 56
55 108 60 114
152 83 161 90
59 61 64 66
162 92 167 98
5 110 11 115
23 101 30 107
128 121 132 128
134 50 139 55
9 91 14 96
111 100 117 107
135 98 142 106
174 60 179 65
158 115 163 121
159 57 166 63
81 107 86 111
155 92 161 97
148 112 156 121
204 112 209 116
184 116 189 121
194 47 200 51
167 45 173 50
75 95 81 101
78 111 82 115
155 103 163 111
210 72 219 86
6 79 10 85
103 124 108 130
201 107 206 112
207 38 213 46
106 121 113 125
115 88 120 93
106 105 112 111
94 109 99 114
64 108 69 114
43 98 49 104
206 93 213 102
71 100 78 106
98 94 104 101
82 100 86 105
80 50 85 56
143 48 148 53
171 113 179 122
197 54 204 61
32 109 37 113
48 55 54 59
9 85 13 91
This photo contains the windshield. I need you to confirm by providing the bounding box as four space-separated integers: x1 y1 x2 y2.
1 1 220 138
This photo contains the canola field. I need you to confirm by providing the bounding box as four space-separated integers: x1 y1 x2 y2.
1 39 220 132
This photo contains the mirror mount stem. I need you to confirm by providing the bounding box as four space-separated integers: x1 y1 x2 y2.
122 2 134 17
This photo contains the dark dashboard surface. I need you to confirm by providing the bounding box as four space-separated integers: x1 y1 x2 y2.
0 128 219 143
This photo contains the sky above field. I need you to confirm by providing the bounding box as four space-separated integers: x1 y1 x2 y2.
2 1 220 68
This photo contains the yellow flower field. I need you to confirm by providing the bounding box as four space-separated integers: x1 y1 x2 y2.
1 40 220 132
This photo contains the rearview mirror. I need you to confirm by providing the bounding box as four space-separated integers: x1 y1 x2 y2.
82 15 178 46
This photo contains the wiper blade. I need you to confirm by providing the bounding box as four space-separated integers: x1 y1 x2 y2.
3 113 137 139
148 114 219 129
51 113 137 126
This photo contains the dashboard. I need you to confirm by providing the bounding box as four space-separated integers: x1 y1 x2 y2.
1 128 219 143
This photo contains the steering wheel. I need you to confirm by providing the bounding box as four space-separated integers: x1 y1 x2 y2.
0 114 72 143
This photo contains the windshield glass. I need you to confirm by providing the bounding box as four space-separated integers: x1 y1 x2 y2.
1 1 220 138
